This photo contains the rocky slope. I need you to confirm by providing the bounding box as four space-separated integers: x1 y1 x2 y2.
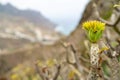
0 3 56 29
0 3 62 51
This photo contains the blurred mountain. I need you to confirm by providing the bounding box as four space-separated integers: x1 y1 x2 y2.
0 3 56 29
0 3 63 50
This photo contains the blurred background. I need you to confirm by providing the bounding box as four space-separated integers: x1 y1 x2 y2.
0 0 89 46
0 0 89 78
0 0 89 35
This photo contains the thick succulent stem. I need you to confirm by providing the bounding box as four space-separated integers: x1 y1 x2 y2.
87 43 101 80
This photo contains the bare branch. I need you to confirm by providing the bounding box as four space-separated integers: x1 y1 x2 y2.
93 3 120 27
53 65 61 80
35 62 49 80
35 63 46 80
61 42 82 71
61 42 89 73
93 2 120 35
113 24 120 34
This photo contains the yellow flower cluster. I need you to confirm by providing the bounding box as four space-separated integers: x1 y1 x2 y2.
82 20 105 43
10 74 21 80
82 20 105 32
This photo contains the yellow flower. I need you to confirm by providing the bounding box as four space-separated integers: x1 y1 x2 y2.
46 59 57 67
82 20 105 43
12 64 23 72
10 74 21 80
24 67 34 75
82 20 105 32
68 70 75 79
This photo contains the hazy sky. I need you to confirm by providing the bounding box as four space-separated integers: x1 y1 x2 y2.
0 0 89 35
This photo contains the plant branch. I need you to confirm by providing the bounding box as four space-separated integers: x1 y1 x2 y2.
61 42 89 73
53 65 61 80
93 2 120 35
35 63 47 80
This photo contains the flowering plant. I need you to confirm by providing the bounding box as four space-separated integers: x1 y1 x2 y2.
82 20 105 43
